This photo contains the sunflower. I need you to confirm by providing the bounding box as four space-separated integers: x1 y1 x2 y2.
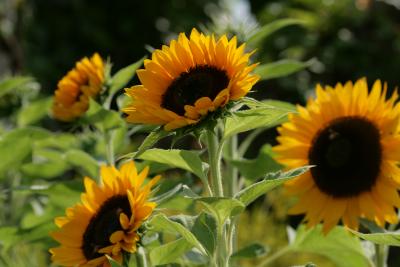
123 28 259 131
274 78 400 233
52 53 105 122
50 161 160 267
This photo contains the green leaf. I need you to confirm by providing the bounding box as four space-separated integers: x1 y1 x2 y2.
230 243 268 259
224 107 291 138
292 225 369 267
149 238 193 265
128 128 172 158
359 218 385 233
17 97 52 126
0 136 31 177
20 148 69 179
2 126 51 140
0 127 51 177
157 195 193 211
150 183 183 204
349 230 400 246
254 59 313 81
138 149 208 181
35 134 79 151
20 222 55 243
44 181 82 209
0 76 34 98
235 166 311 206
106 255 123 267
191 213 217 256
21 161 69 179
197 197 245 225
243 100 297 112
247 18 305 47
230 145 282 181
85 99 123 132
65 149 99 178
0 226 19 250
109 57 145 95
148 214 207 255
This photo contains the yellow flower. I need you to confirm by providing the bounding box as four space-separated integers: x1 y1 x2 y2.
274 78 400 233
52 53 105 122
50 161 160 266
123 29 259 131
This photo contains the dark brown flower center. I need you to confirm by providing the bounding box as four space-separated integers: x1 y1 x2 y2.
308 116 382 197
82 195 131 260
161 65 229 116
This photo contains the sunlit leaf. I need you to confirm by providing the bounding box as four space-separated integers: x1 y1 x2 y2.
20 148 69 179
0 227 19 250
125 128 172 159
0 127 51 177
21 161 69 179
197 197 245 226
157 195 193 211
349 230 400 247
0 136 31 178
109 57 145 96
20 222 55 243
0 76 34 98
191 213 217 256
292 225 369 267
148 214 207 255
17 97 52 126
235 166 311 206
85 99 123 132
224 107 290 138
150 183 183 204
244 99 297 113
43 182 82 209
65 149 99 178
35 133 79 151
138 148 208 181
149 238 192 265
247 18 305 47
254 59 313 81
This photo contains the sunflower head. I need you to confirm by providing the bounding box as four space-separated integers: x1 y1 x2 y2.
123 28 259 131
50 161 160 266
52 53 105 122
274 78 400 233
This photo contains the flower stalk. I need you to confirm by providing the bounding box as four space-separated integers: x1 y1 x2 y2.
104 130 115 166
206 130 224 197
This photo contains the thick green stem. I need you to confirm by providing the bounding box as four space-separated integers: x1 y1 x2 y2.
225 135 238 197
104 131 115 166
225 135 239 264
216 224 229 267
206 131 224 197
135 247 148 267
226 218 238 266
206 129 230 267
375 243 386 267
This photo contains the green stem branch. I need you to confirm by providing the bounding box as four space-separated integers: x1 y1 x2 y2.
206 130 224 197
104 130 115 166
136 247 148 267
375 243 386 267
225 135 238 197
